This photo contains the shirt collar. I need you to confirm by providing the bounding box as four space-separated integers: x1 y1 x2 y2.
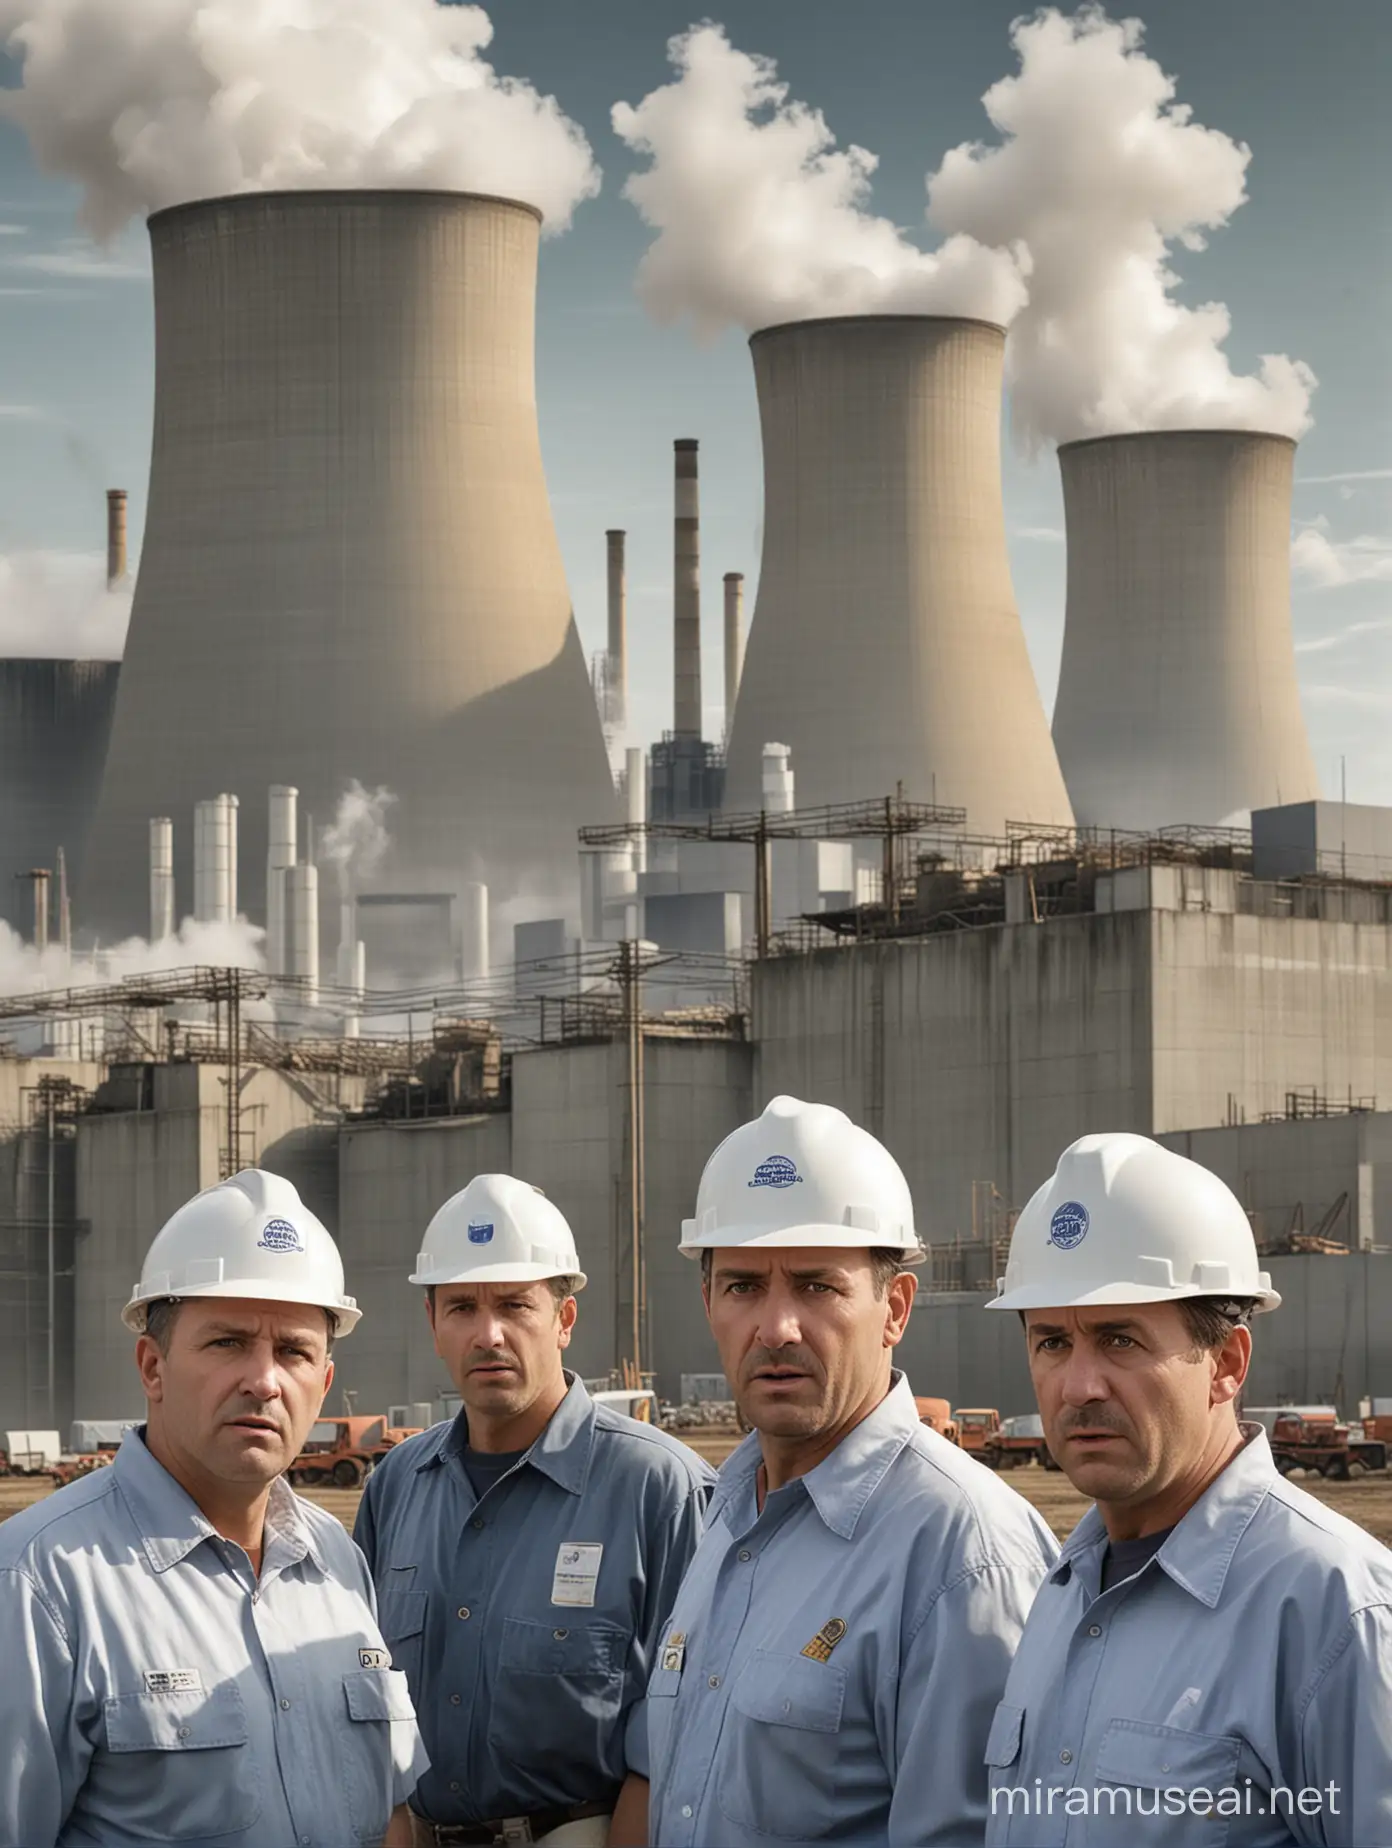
717 1371 921 1541
1053 1423 1277 1608
425 1372 596 1497
114 1426 326 1576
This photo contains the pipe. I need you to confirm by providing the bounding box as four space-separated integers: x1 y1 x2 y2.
223 794 238 920
335 896 357 988
762 742 794 816
673 440 701 738
724 572 744 739
266 786 297 974
286 863 320 1003
606 530 627 727
106 489 128 588
149 818 174 940
625 746 647 876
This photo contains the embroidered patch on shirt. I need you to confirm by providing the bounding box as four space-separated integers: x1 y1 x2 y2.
144 1669 202 1693
551 1542 603 1607
662 1631 687 1673
358 1647 392 1670
800 1618 847 1662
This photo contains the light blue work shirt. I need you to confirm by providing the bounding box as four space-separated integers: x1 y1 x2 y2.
0 1426 428 1848
631 1372 1060 1848
354 1372 715 1826
984 1425 1392 1847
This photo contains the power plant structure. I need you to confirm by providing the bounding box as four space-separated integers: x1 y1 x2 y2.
0 659 121 938
723 316 1074 835
1052 430 1321 830
85 187 618 938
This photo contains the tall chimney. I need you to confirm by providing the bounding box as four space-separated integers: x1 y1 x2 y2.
266 785 298 974
673 439 702 738
606 530 627 728
106 489 128 588
286 863 320 1004
723 572 745 738
149 818 174 940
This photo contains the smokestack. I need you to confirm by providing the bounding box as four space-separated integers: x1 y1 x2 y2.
266 786 298 975
1052 430 1320 828
674 439 702 738
286 863 320 1004
606 530 627 727
106 489 128 588
193 794 237 923
625 746 647 875
85 191 618 936
149 818 174 940
762 743 795 815
25 869 50 953
723 317 1074 833
335 896 357 988
724 572 745 738
460 882 490 981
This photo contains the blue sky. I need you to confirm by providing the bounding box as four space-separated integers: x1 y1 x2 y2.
2 0 1390 797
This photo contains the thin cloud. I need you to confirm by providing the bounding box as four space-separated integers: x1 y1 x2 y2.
1014 525 1065 543
7 240 149 281
1297 468 1392 485
1291 521 1392 589
0 224 26 235
1295 617 1392 656
0 403 47 420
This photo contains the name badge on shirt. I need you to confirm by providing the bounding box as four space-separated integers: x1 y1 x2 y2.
145 1669 202 1694
662 1631 687 1673
358 1648 392 1670
552 1542 603 1607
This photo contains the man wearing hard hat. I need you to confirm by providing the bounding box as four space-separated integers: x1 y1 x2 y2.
0 1169 428 1848
983 1132 1392 1846
612 1096 1059 1848
354 1174 715 1848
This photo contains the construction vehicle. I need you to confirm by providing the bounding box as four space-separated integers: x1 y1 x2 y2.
913 1397 960 1444
286 1415 423 1490
954 1408 1000 1457
984 1414 1057 1471
1264 1410 1386 1479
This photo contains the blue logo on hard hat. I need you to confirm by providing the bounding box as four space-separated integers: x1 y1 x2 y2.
468 1222 495 1245
1048 1201 1090 1251
749 1156 802 1190
258 1218 303 1254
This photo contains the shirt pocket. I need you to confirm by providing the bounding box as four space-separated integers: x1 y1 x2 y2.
985 1701 1025 1773
717 1650 846 1842
1092 1719 1241 1845
379 1585 427 1686
336 1668 419 1844
96 1683 262 1841
486 1617 631 1791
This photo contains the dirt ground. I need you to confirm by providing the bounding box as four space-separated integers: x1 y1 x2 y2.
6 1441 1392 1546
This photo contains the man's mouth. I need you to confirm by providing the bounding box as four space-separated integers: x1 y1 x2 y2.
470 1362 515 1378
752 1367 808 1384
230 1417 280 1434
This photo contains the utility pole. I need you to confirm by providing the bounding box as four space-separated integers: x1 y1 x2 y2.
46 1085 55 1429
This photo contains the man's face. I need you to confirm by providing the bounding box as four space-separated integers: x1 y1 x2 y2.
1025 1302 1249 1510
428 1279 576 1420
704 1247 915 1440
137 1297 334 1488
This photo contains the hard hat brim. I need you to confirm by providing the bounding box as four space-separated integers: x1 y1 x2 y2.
985 1278 1281 1313
680 1222 925 1263
122 1280 362 1336
410 1262 588 1290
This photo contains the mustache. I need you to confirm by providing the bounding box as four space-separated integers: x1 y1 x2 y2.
1056 1405 1132 1438
740 1345 824 1385
467 1350 514 1367
223 1402 287 1430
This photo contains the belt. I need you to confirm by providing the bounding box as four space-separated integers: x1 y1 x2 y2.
410 1799 613 1845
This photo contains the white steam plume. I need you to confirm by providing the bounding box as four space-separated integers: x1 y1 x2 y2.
0 551 131 659
927 7 1315 446
0 0 599 237
319 779 396 896
0 915 265 1001
611 23 1026 337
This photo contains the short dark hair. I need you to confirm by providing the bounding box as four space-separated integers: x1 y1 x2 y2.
426 1276 579 1310
1178 1296 1256 1355
700 1247 906 1297
141 1297 335 1354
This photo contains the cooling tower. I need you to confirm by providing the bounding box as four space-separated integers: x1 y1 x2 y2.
86 189 618 934
1053 431 1319 830
723 316 1073 832
0 660 120 936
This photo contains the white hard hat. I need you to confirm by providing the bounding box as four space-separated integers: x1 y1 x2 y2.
680 1095 925 1262
986 1133 1280 1314
123 1169 361 1335
410 1174 587 1289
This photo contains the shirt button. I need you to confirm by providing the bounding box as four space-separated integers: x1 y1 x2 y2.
1088 1625 1102 1637
1060 1749 1073 1765
708 1675 721 1689
471 1518 485 1530
457 1607 471 1620
737 1549 752 1562
681 1807 693 1819
553 1629 569 1641
280 1698 292 1711
450 1694 462 1706
176 1726 191 1739
451 1782 462 1794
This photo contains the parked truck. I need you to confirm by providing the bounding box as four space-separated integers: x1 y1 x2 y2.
1250 1408 1387 1479
286 1415 423 1490
914 1397 960 1445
